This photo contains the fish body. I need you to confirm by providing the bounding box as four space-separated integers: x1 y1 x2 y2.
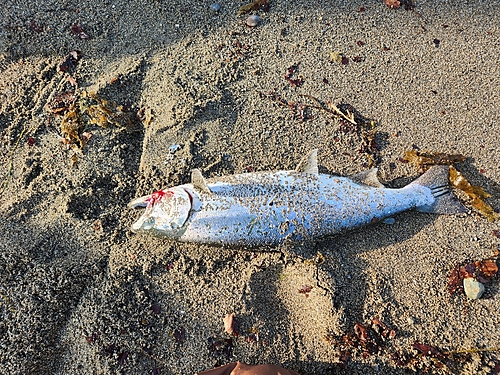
129 150 464 247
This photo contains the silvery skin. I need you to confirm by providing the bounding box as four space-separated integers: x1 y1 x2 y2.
129 150 464 247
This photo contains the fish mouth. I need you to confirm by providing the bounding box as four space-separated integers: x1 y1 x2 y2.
128 187 193 236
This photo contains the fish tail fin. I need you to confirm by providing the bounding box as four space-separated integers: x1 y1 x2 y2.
408 165 466 214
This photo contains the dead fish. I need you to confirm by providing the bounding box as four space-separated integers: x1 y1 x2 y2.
129 150 465 247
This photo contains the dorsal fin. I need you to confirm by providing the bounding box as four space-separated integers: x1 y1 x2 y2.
191 169 211 194
350 168 384 188
295 149 319 174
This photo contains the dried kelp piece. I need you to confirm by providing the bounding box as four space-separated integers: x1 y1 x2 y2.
396 342 500 372
447 257 499 296
298 285 313 295
372 316 396 340
412 342 445 358
403 150 466 170
59 50 82 72
49 90 139 150
447 263 463 295
326 318 395 365
449 166 499 222
137 106 153 126
47 91 77 114
70 23 89 39
476 259 499 278
329 51 343 64
354 323 369 342
80 91 137 130
284 64 304 87
60 106 84 147
403 150 497 221
238 0 269 15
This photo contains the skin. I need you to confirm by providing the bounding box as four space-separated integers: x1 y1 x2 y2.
196 362 301 375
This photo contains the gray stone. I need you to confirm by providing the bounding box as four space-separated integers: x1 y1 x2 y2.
463 277 485 299
246 15 260 27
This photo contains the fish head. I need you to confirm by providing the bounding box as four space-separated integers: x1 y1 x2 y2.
128 186 192 237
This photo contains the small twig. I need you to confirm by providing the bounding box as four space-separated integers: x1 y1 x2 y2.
298 94 357 124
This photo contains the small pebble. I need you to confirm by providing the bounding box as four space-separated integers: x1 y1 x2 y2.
383 217 395 225
463 277 485 299
169 144 181 154
246 15 260 27
210 3 221 11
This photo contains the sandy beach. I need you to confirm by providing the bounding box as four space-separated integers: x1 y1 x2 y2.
1 0 499 374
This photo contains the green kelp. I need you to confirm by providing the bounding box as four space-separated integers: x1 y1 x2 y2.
238 0 269 15
403 150 498 222
449 166 499 222
403 150 466 171
50 90 139 150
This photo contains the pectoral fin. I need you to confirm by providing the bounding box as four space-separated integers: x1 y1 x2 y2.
295 149 319 174
192 169 212 194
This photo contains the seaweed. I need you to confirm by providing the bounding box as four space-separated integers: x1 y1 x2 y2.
403 150 498 221
49 90 140 150
238 0 269 15
259 91 379 167
449 166 500 222
448 256 499 296
403 150 466 171
327 317 500 372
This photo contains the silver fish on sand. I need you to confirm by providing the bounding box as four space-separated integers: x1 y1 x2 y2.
129 150 465 247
